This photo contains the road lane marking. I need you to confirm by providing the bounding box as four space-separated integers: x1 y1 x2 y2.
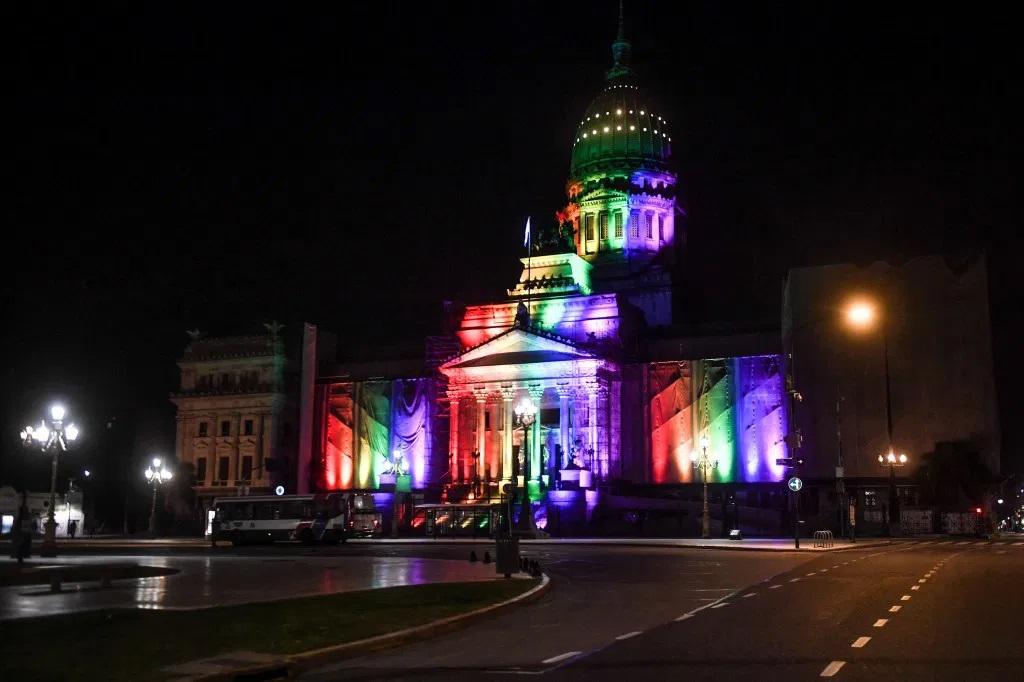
711 603 729 609
820 661 846 677
769 585 782 589
790 578 801 582
874 619 888 627
615 631 643 641
820 568 829 573
851 636 871 648
901 595 912 600
806 572 817 576
542 651 583 665
918 578 927 583
911 585 920 590
889 605 901 612
832 565 840 569
742 593 756 598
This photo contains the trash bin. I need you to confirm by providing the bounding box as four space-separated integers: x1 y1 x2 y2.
495 535 520 578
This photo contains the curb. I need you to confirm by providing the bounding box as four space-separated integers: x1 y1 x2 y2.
177 575 550 681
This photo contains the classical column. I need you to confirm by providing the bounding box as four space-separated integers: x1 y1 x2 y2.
447 393 460 483
475 393 487 484
557 384 571 471
501 388 514 484
588 385 599 468
597 386 609 480
529 385 544 482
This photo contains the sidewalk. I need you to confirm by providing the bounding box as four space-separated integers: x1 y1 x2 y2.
348 537 896 552
1 535 901 552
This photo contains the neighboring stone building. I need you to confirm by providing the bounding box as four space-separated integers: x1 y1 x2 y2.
169 327 300 518
783 253 1001 531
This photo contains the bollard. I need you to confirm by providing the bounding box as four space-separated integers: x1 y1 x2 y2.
469 550 478 562
483 551 492 564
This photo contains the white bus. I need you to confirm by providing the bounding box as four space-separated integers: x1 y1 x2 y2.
210 493 347 546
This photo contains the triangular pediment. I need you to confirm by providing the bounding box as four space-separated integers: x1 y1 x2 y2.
440 327 593 372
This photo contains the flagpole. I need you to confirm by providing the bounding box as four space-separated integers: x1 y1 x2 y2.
522 216 531 325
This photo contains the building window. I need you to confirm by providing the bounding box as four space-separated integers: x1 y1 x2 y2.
243 419 254 436
585 214 595 241
196 457 207 483
614 211 623 239
220 373 231 388
658 214 665 241
197 422 208 437
645 212 653 239
241 456 253 481
484 412 491 430
598 212 608 240
217 457 229 482
629 211 639 238
220 420 231 437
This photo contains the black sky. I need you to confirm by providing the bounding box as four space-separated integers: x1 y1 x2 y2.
4 1 1021 489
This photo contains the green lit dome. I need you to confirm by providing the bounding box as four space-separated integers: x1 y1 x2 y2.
569 81 673 181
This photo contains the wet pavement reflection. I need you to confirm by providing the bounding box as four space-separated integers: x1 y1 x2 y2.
0 554 499 620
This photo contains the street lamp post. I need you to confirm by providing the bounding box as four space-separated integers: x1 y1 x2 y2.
689 435 717 539
144 457 173 536
20 404 80 557
513 398 537 533
877 450 907 535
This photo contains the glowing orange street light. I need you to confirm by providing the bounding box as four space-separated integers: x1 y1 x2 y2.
844 299 879 331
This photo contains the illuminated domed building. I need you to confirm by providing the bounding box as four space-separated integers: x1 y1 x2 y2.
292 12 791 537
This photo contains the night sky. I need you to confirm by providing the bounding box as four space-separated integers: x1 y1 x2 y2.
5 2 1020 498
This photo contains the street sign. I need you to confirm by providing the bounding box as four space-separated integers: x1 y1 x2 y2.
788 477 803 492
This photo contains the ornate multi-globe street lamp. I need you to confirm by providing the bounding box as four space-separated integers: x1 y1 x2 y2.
20 404 80 556
877 449 908 534
144 457 173 536
690 435 717 539
513 397 537 532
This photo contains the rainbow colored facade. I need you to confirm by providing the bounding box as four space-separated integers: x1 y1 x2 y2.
307 17 788 531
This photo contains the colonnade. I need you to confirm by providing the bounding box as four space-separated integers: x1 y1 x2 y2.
446 380 610 487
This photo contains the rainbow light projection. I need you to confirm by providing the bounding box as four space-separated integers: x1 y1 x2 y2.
321 379 432 491
649 356 787 484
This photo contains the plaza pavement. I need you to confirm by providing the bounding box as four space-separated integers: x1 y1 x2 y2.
0 553 507 620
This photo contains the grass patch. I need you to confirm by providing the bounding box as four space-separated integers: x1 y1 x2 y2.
0 579 538 681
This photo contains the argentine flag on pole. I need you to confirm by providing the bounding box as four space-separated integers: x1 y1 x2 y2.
523 217 531 249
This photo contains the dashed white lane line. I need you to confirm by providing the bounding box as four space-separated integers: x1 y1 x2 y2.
769 585 782 589
873 619 888 628
851 636 872 648
711 603 729 609
789 578 801 583
820 568 829 573
918 578 927 583
615 631 643 641
675 613 694 622
742 593 756 598
889 605 902 613
820 660 846 677
542 651 583 665
911 585 920 591
832 565 840 569
901 595 912 601
806 572 817 577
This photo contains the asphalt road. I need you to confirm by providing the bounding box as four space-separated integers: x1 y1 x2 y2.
6 537 1021 680
300 539 1024 681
